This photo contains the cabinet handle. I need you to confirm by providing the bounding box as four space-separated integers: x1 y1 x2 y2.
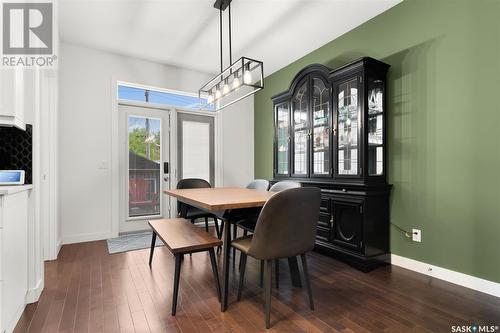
330 215 334 228
332 128 337 135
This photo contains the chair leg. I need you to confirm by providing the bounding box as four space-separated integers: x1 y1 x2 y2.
237 253 247 301
232 224 237 261
214 217 220 238
264 259 272 329
275 259 279 289
208 248 221 301
204 216 209 232
172 254 182 315
217 220 224 253
149 232 157 267
260 260 264 287
300 254 314 310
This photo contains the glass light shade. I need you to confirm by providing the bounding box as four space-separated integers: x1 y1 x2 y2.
232 76 241 89
199 57 264 111
243 69 252 85
222 80 230 95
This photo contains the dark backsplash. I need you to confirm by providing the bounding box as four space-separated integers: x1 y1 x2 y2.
0 124 32 184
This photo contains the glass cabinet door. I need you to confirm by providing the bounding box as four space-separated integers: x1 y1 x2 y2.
275 102 290 175
311 77 331 176
292 81 309 175
367 78 384 175
336 77 360 176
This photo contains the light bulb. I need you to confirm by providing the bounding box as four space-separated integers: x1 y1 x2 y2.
207 93 214 104
215 86 221 100
222 80 230 95
243 70 252 84
232 75 241 89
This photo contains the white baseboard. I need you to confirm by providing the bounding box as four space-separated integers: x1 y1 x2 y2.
56 239 62 257
25 278 43 303
390 254 500 298
62 231 113 245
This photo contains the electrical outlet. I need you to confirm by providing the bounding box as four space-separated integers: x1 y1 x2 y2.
412 229 421 242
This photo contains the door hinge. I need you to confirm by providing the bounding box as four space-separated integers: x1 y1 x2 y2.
360 76 363 83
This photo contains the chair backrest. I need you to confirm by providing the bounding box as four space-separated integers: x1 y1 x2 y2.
246 179 270 191
248 187 321 260
176 178 211 214
268 180 301 192
177 178 211 189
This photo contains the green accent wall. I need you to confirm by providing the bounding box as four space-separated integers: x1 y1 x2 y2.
254 0 500 283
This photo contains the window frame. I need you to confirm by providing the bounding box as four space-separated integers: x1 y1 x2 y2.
117 81 214 111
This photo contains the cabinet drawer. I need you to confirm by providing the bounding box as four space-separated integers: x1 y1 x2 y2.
320 197 330 213
316 225 331 242
317 212 331 228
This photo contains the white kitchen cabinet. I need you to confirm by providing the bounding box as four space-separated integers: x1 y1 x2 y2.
0 186 31 333
0 69 25 130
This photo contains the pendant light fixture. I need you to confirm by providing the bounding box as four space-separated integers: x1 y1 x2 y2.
199 0 264 111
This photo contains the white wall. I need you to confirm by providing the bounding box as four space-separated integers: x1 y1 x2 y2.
59 42 254 243
218 98 254 187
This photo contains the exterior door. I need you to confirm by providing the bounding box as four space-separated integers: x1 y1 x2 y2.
119 104 170 233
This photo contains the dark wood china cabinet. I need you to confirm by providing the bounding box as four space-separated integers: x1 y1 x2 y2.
272 57 391 271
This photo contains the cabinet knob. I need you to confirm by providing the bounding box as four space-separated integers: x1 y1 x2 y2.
342 188 347 192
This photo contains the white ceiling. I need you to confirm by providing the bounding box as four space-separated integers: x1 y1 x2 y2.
59 0 401 76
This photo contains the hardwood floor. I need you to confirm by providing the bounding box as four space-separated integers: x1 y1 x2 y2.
14 230 500 332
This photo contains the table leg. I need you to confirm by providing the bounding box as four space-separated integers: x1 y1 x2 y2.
288 256 302 288
221 214 231 311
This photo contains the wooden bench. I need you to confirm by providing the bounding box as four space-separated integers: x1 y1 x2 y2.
148 218 223 315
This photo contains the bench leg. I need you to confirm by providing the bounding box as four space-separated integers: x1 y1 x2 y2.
172 254 182 316
208 248 221 301
204 216 209 232
149 232 157 267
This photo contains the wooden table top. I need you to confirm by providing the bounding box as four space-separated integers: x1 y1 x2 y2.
164 187 275 211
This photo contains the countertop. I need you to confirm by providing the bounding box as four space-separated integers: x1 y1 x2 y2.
0 184 33 195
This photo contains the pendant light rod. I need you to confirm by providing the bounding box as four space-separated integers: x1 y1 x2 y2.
228 2 232 65
219 7 223 74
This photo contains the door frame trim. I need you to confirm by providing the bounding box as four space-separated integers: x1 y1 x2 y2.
111 79 220 237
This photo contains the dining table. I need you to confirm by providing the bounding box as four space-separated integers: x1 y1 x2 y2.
164 187 303 311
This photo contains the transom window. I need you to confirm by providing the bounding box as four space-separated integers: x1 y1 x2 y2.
117 83 215 111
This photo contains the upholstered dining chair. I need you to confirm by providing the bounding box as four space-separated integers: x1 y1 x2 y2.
235 180 302 286
231 187 321 328
231 179 270 253
176 178 221 237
